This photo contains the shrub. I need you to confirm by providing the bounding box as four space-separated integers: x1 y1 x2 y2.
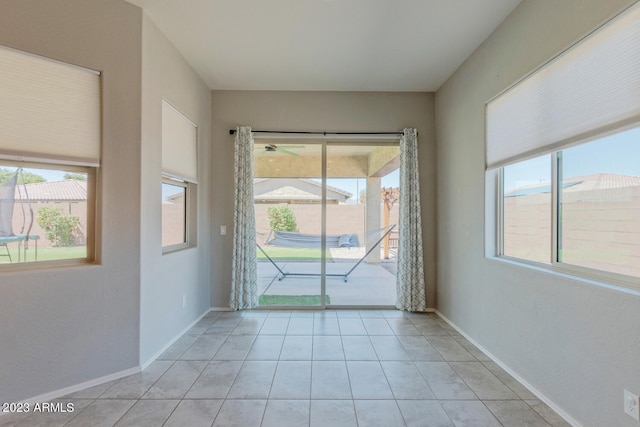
267 205 297 232
36 206 80 246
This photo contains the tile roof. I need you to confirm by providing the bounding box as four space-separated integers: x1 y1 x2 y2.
255 178 352 198
564 173 640 191
16 180 87 201
505 173 640 197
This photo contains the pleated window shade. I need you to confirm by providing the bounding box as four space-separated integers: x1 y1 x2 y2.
486 3 640 169
0 45 101 166
162 101 197 183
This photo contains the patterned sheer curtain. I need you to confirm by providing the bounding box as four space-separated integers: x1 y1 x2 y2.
396 128 427 311
230 126 258 309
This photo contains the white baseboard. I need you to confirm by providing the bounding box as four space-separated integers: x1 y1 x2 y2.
434 310 581 427
10 309 215 407
211 306 433 312
20 366 140 405
140 308 212 370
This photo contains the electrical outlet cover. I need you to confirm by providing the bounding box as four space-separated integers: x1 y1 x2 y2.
625 389 640 421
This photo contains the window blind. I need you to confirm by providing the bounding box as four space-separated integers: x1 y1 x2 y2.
0 45 101 166
486 2 640 169
162 100 198 183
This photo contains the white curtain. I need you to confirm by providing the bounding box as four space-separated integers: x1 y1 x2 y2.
230 126 258 309
396 128 427 311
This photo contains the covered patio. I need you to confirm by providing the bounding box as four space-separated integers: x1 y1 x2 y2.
257 247 398 306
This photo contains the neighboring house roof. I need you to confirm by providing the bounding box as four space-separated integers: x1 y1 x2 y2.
505 173 640 197
254 178 352 202
165 192 185 204
15 180 87 201
564 173 640 191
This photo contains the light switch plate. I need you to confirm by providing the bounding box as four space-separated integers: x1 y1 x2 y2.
220 225 227 235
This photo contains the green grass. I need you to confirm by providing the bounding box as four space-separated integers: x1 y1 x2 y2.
259 295 330 306
257 247 333 262
0 245 86 264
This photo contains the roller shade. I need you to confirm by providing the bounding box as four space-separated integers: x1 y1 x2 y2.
162 100 197 183
0 45 101 166
486 3 640 169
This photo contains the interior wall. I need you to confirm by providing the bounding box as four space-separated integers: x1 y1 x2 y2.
435 0 640 425
139 14 212 365
211 91 435 308
0 0 142 402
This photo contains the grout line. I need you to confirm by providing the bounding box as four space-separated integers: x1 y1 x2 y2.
19 309 566 427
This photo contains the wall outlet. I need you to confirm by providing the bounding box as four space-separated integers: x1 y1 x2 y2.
625 389 640 421
182 295 186 309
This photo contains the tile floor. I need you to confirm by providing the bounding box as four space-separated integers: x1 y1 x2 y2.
1 310 571 427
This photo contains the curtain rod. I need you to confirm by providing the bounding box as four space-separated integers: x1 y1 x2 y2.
229 129 405 136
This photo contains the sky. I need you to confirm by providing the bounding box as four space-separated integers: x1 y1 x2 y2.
503 126 640 191
17 167 67 182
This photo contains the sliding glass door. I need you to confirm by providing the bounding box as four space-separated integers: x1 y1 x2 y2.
254 139 400 308
325 143 399 306
254 141 323 307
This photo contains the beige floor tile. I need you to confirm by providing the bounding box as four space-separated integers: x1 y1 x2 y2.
310 400 357 427
114 399 178 427
484 400 551 427
163 399 223 427
212 399 266 427
262 400 310 427
354 400 405 427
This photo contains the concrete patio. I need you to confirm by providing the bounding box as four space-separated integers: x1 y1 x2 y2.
257 248 398 306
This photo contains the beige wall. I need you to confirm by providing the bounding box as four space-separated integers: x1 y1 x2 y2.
161 202 185 247
504 187 640 277
503 193 551 263
140 13 212 365
255 203 399 247
435 0 640 425
212 91 435 308
0 0 142 403
0 0 213 402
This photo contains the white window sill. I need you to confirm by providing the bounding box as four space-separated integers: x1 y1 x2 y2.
486 255 640 297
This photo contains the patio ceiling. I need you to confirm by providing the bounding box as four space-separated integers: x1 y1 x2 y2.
254 143 399 178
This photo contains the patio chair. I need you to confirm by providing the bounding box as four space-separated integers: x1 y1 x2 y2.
257 224 395 282
0 168 39 263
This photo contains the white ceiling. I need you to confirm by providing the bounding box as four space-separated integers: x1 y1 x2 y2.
127 0 521 92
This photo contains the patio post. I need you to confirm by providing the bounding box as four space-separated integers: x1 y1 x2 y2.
365 176 381 263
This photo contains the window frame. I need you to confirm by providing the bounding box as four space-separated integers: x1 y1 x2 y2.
494 133 640 290
161 175 196 254
0 159 97 270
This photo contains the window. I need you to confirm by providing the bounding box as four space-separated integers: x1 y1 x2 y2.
502 155 551 264
496 127 640 284
0 45 99 268
558 128 640 277
0 163 94 265
162 178 188 250
487 3 640 288
161 100 197 252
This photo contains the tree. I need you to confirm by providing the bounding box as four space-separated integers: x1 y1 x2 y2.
36 206 80 246
63 173 87 181
0 168 46 184
267 205 297 232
